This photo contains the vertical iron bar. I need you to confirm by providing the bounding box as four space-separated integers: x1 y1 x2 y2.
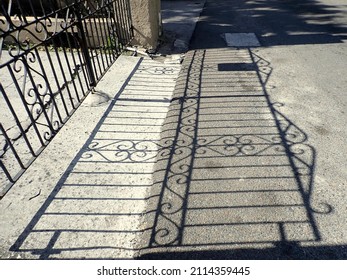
85 19 101 81
109 2 120 57
87 17 103 79
33 48 64 124
121 0 130 43
56 31 81 104
71 10 92 94
7 65 45 147
64 31 86 101
99 5 111 67
75 7 96 87
125 0 133 39
114 0 126 45
22 58 56 138
97 2 110 68
42 43 70 116
51 37 76 110
103 1 119 65
119 0 128 45
108 0 118 57
73 34 91 95
0 80 38 157
91 12 107 72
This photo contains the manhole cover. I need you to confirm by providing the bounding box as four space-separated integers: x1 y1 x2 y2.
224 33 260 47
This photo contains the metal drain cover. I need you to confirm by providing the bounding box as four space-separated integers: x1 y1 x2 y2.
224 33 260 47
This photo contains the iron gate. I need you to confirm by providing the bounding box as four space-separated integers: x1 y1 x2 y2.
0 0 133 196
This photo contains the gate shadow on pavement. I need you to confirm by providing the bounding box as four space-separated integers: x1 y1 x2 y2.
138 48 342 259
8 58 181 259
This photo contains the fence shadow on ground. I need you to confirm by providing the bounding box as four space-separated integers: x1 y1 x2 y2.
138 48 343 259
7 49 345 260
8 57 181 259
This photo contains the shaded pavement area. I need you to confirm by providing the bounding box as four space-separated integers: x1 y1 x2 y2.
140 48 329 259
189 0 347 49
138 0 347 259
0 57 181 259
0 0 199 259
1 0 347 260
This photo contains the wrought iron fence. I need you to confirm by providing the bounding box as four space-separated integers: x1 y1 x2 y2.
0 0 133 196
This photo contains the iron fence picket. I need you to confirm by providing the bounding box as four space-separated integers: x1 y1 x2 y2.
0 0 133 196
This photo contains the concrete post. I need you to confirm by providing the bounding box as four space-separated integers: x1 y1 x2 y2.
130 0 161 50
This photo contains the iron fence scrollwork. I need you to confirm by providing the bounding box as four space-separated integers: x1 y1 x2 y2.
0 0 133 196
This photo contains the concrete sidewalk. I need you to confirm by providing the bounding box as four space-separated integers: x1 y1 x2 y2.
0 55 181 259
0 0 204 259
2 0 347 260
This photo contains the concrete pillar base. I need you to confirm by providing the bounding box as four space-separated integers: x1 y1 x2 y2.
130 0 161 50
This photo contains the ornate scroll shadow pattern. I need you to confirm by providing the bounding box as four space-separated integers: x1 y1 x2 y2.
146 48 331 255
82 140 160 163
150 50 205 246
7 57 181 259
